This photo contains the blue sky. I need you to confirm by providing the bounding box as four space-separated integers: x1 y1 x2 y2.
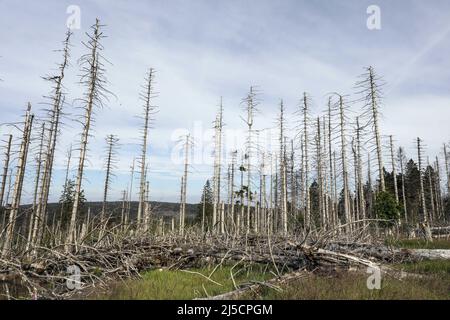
1 0 450 204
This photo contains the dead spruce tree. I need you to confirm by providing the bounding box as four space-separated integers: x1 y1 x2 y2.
278 100 288 234
397 147 408 223
179 134 191 236
300 93 311 230
137 68 157 232
212 99 223 233
314 117 325 229
26 123 46 250
434 156 444 220
356 66 385 192
389 135 399 204
242 87 258 234
330 94 351 231
68 20 109 245
59 145 73 219
417 138 432 242
101 135 119 220
259 152 268 234
228 150 238 233
321 118 330 230
0 134 12 208
34 31 72 245
126 158 135 228
426 158 436 224
327 98 337 229
355 117 366 224
2 103 34 256
143 179 151 233
444 143 450 197
289 140 297 226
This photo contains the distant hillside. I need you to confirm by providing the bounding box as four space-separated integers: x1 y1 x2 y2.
12 201 199 223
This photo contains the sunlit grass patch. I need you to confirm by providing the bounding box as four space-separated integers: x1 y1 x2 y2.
92 264 274 300
387 238 450 250
396 259 450 276
242 271 450 300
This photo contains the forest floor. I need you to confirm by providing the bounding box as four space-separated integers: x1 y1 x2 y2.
240 260 450 300
2 237 449 300
90 239 450 300
87 264 276 300
388 238 450 249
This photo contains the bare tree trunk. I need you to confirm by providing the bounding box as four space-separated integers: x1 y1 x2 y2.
427 160 435 224
28 33 72 250
178 176 184 235
0 134 12 208
299 137 305 226
369 67 385 191
397 147 408 224
68 20 106 246
2 104 33 256
315 117 325 229
261 155 267 235
355 118 366 225
337 95 351 232
179 135 190 236
101 135 119 220
1 168 13 230
143 180 151 233
120 190 127 228
27 123 46 250
282 140 288 235
389 135 399 203
367 155 374 219
302 93 311 230
59 145 72 224
322 117 329 230
434 157 444 221
279 100 288 235
38 31 72 228
212 100 223 234
444 144 450 198
333 151 339 226
417 138 432 242
237 154 244 235
126 158 135 227
4 169 12 211
352 139 359 223
327 99 335 229
230 151 237 233
171 217 175 233
273 156 278 232
201 186 206 233
268 156 274 236
289 140 297 226
137 69 156 232
244 87 257 234
220 201 225 234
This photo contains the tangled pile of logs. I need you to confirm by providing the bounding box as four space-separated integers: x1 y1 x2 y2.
0 231 442 299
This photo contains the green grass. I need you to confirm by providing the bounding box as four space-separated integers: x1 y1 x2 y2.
241 270 450 300
241 260 450 300
387 238 450 249
395 259 450 276
93 261 450 300
89 245 450 300
91 264 274 300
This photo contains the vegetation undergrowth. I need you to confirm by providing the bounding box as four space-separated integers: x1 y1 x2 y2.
241 268 450 300
91 263 275 300
387 238 450 250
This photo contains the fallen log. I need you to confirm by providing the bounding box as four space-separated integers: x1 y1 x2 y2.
198 270 311 300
